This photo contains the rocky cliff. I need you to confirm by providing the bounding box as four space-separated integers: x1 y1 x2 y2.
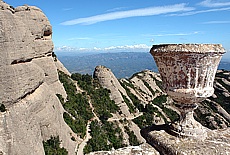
90 66 230 155
0 1 76 154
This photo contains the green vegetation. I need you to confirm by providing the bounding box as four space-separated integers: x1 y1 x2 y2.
58 71 76 101
119 80 144 111
129 72 143 80
58 71 93 138
209 70 230 113
90 88 119 121
152 95 167 107
216 70 229 79
71 72 119 121
58 71 119 140
210 86 230 114
124 126 140 146
194 107 216 130
120 79 165 128
195 100 229 129
0 104 6 112
71 73 95 93
152 95 179 122
43 136 68 155
143 81 155 97
216 78 230 92
149 74 163 89
120 76 178 128
133 104 162 128
121 93 135 113
63 112 87 138
56 94 64 105
52 52 57 62
84 121 125 154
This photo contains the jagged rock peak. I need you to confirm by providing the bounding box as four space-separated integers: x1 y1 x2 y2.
94 65 135 118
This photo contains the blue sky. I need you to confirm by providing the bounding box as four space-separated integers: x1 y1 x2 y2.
4 0 230 59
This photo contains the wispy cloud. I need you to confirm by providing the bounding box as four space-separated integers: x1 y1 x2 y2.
60 3 194 25
198 0 230 8
62 8 73 11
169 7 230 16
145 31 199 37
106 7 128 12
202 20 230 24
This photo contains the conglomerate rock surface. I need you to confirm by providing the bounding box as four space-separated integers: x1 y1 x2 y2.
0 1 75 154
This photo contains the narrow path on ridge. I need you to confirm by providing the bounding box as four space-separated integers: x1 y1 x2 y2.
75 80 99 155
76 121 91 155
107 112 143 122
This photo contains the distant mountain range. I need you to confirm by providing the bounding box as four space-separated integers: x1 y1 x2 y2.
57 52 230 78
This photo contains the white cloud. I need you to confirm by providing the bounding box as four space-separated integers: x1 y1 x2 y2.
198 0 230 7
145 31 199 37
55 46 77 51
79 48 88 51
202 20 230 24
54 44 151 52
169 7 230 16
62 8 73 11
104 44 151 51
60 3 194 25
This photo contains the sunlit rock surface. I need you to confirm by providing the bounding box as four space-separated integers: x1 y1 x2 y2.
0 1 75 154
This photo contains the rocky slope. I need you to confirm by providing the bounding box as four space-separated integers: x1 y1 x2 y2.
0 1 76 154
58 64 229 154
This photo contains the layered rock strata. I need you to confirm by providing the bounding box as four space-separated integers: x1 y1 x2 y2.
0 1 75 154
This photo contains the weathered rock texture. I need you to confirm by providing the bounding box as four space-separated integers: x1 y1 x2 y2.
87 143 159 155
94 65 135 118
150 44 226 139
150 44 226 103
142 126 230 155
0 1 75 154
88 67 230 154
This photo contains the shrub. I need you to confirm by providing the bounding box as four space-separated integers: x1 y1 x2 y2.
0 104 6 112
43 136 68 155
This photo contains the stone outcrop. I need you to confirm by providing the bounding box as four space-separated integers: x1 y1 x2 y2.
92 65 230 154
0 1 75 154
94 65 135 118
141 125 230 155
86 143 159 155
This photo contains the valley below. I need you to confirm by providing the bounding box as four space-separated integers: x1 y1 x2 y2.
57 51 230 78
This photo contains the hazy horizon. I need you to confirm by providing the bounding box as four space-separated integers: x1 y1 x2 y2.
5 0 230 60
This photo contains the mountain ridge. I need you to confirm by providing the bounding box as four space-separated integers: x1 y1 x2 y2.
57 52 230 78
